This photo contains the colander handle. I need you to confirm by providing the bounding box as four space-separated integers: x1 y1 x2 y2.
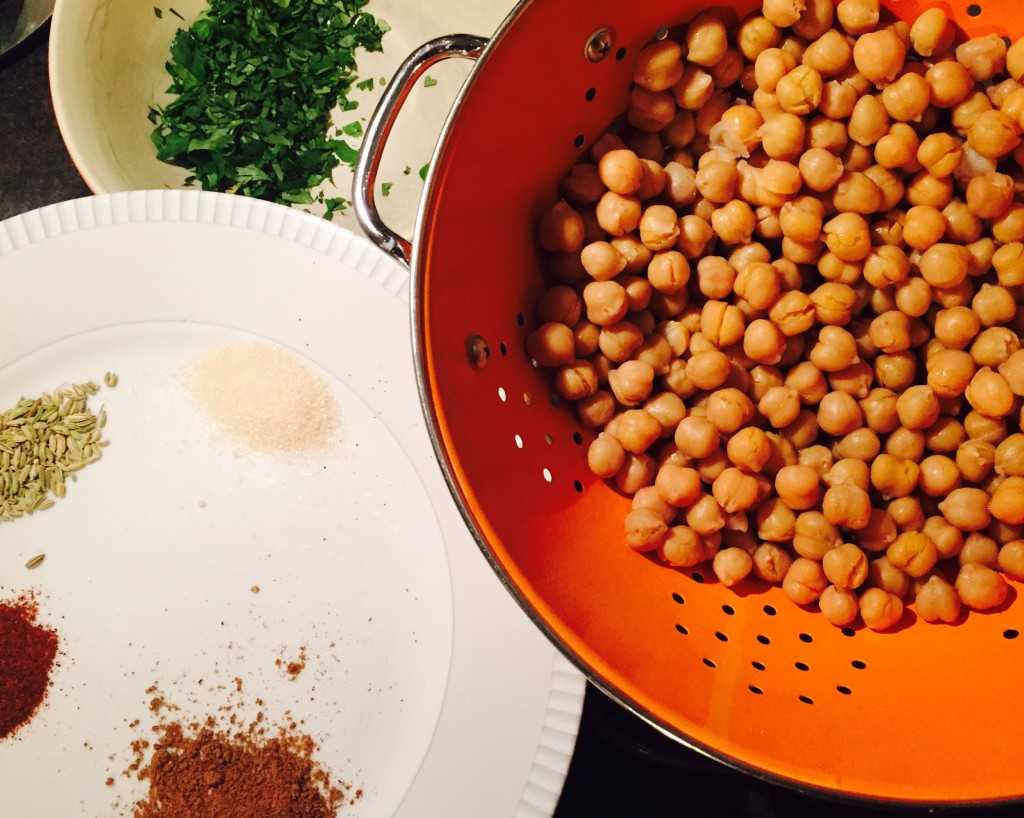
353 34 488 266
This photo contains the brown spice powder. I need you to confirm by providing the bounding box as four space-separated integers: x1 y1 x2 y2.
132 721 351 818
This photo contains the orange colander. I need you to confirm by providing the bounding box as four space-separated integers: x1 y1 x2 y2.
355 0 1024 806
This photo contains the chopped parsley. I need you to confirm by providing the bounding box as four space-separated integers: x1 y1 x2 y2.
424 75 437 87
419 163 429 180
381 182 393 197
151 0 389 210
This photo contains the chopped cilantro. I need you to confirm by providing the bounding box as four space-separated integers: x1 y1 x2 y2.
381 182 393 197
356 78 375 91
424 75 437 88
379 76 387 85
419 163 429 180
151 0 389 212
402 165 411 175
341 121 364 138
154 7 163 18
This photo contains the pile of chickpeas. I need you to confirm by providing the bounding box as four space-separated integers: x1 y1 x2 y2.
531 0 1024 630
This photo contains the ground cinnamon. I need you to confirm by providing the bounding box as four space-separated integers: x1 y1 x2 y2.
0 592 59 739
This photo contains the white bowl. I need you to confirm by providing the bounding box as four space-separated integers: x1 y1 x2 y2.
48 0 511 235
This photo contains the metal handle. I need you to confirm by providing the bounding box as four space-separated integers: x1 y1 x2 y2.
353 34 488 267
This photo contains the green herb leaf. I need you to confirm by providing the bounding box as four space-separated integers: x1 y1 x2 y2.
154 7 163 18
151 0 389 213
424 75 437 88
418 163 429 180
356 78 374 91
381 182 392 197
402 165 411 175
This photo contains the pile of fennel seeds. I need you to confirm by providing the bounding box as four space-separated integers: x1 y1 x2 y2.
0 379 112 523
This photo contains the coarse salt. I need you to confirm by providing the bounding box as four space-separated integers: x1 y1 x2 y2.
183 341 343 458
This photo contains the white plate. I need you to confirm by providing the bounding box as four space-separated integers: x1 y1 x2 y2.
0 190 584 818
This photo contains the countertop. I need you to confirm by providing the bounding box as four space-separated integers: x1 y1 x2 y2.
1 22 1021 818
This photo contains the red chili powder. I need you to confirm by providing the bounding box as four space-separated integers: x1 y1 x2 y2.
0 593 59 739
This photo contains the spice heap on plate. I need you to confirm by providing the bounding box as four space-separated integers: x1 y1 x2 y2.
124 680 360 818
182 342 344 460
0 379 111 523
0 592 59 739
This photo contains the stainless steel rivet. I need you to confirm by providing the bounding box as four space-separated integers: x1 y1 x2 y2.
585 27 614 62
467 335 490 369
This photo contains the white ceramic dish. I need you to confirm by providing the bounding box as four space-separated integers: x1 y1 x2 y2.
48 0 513 239
0 190 584 818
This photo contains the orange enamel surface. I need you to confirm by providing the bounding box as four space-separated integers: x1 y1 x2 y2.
415 0 1024 804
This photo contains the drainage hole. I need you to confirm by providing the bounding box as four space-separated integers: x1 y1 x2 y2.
795 662 809 672
749 685 764 695
675 624 689 635
756 634 770 645
799 695 814 705
1005 629 1019 640
851 659 867 670
672 592 685 604
841 627 856 637
837 685 852 695
702 657 716 668
763 605 777 616
798 633 813 643
714 631 728 642
966 3 982 15
752 661 766 671
722 604 735 616
691 571 705 584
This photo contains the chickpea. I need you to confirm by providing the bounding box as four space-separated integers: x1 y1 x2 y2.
750 542 793 584
915 574 961 624
711 200 757 244
998 350 1024 396
885 530 938 578
638 205 681 251
709 546 752 587
588 432 626 478
956 562 1009 611
734 262 780 311
784 557 830 605
998 540 1024 580
816 585 859 626
685 11 729 67
853 29 905 85
836 0 878 36
971 328 1020 369
810 325 860 372
909 7 953 57
973 284 1017 328
816 391 862 437
653 463 702 508
701 301 746 348
615 452 658 495
965 368 1016 418
799 147 845 192
705 388 755 434
918 243 970 289
577 390 617 429
775 463 821 510
959 533 1000 568
957 34 1008 83
685 493 726 535
673 416 719 461
823 212 871 261
871 453 919 498
998 435 1024 477
822 542 869 589
629 85 677 132
989 476 1024 525
938 487 992 531
624 507 669 552
633 39 685 92
822 483 873 530
968 110 1021 159
659 524 705 567
894 385 940 431
526 322 576 368
856 389 897 435
966 172 1014 219
803 29 853 78
926 60 974 109
859 587 904 630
